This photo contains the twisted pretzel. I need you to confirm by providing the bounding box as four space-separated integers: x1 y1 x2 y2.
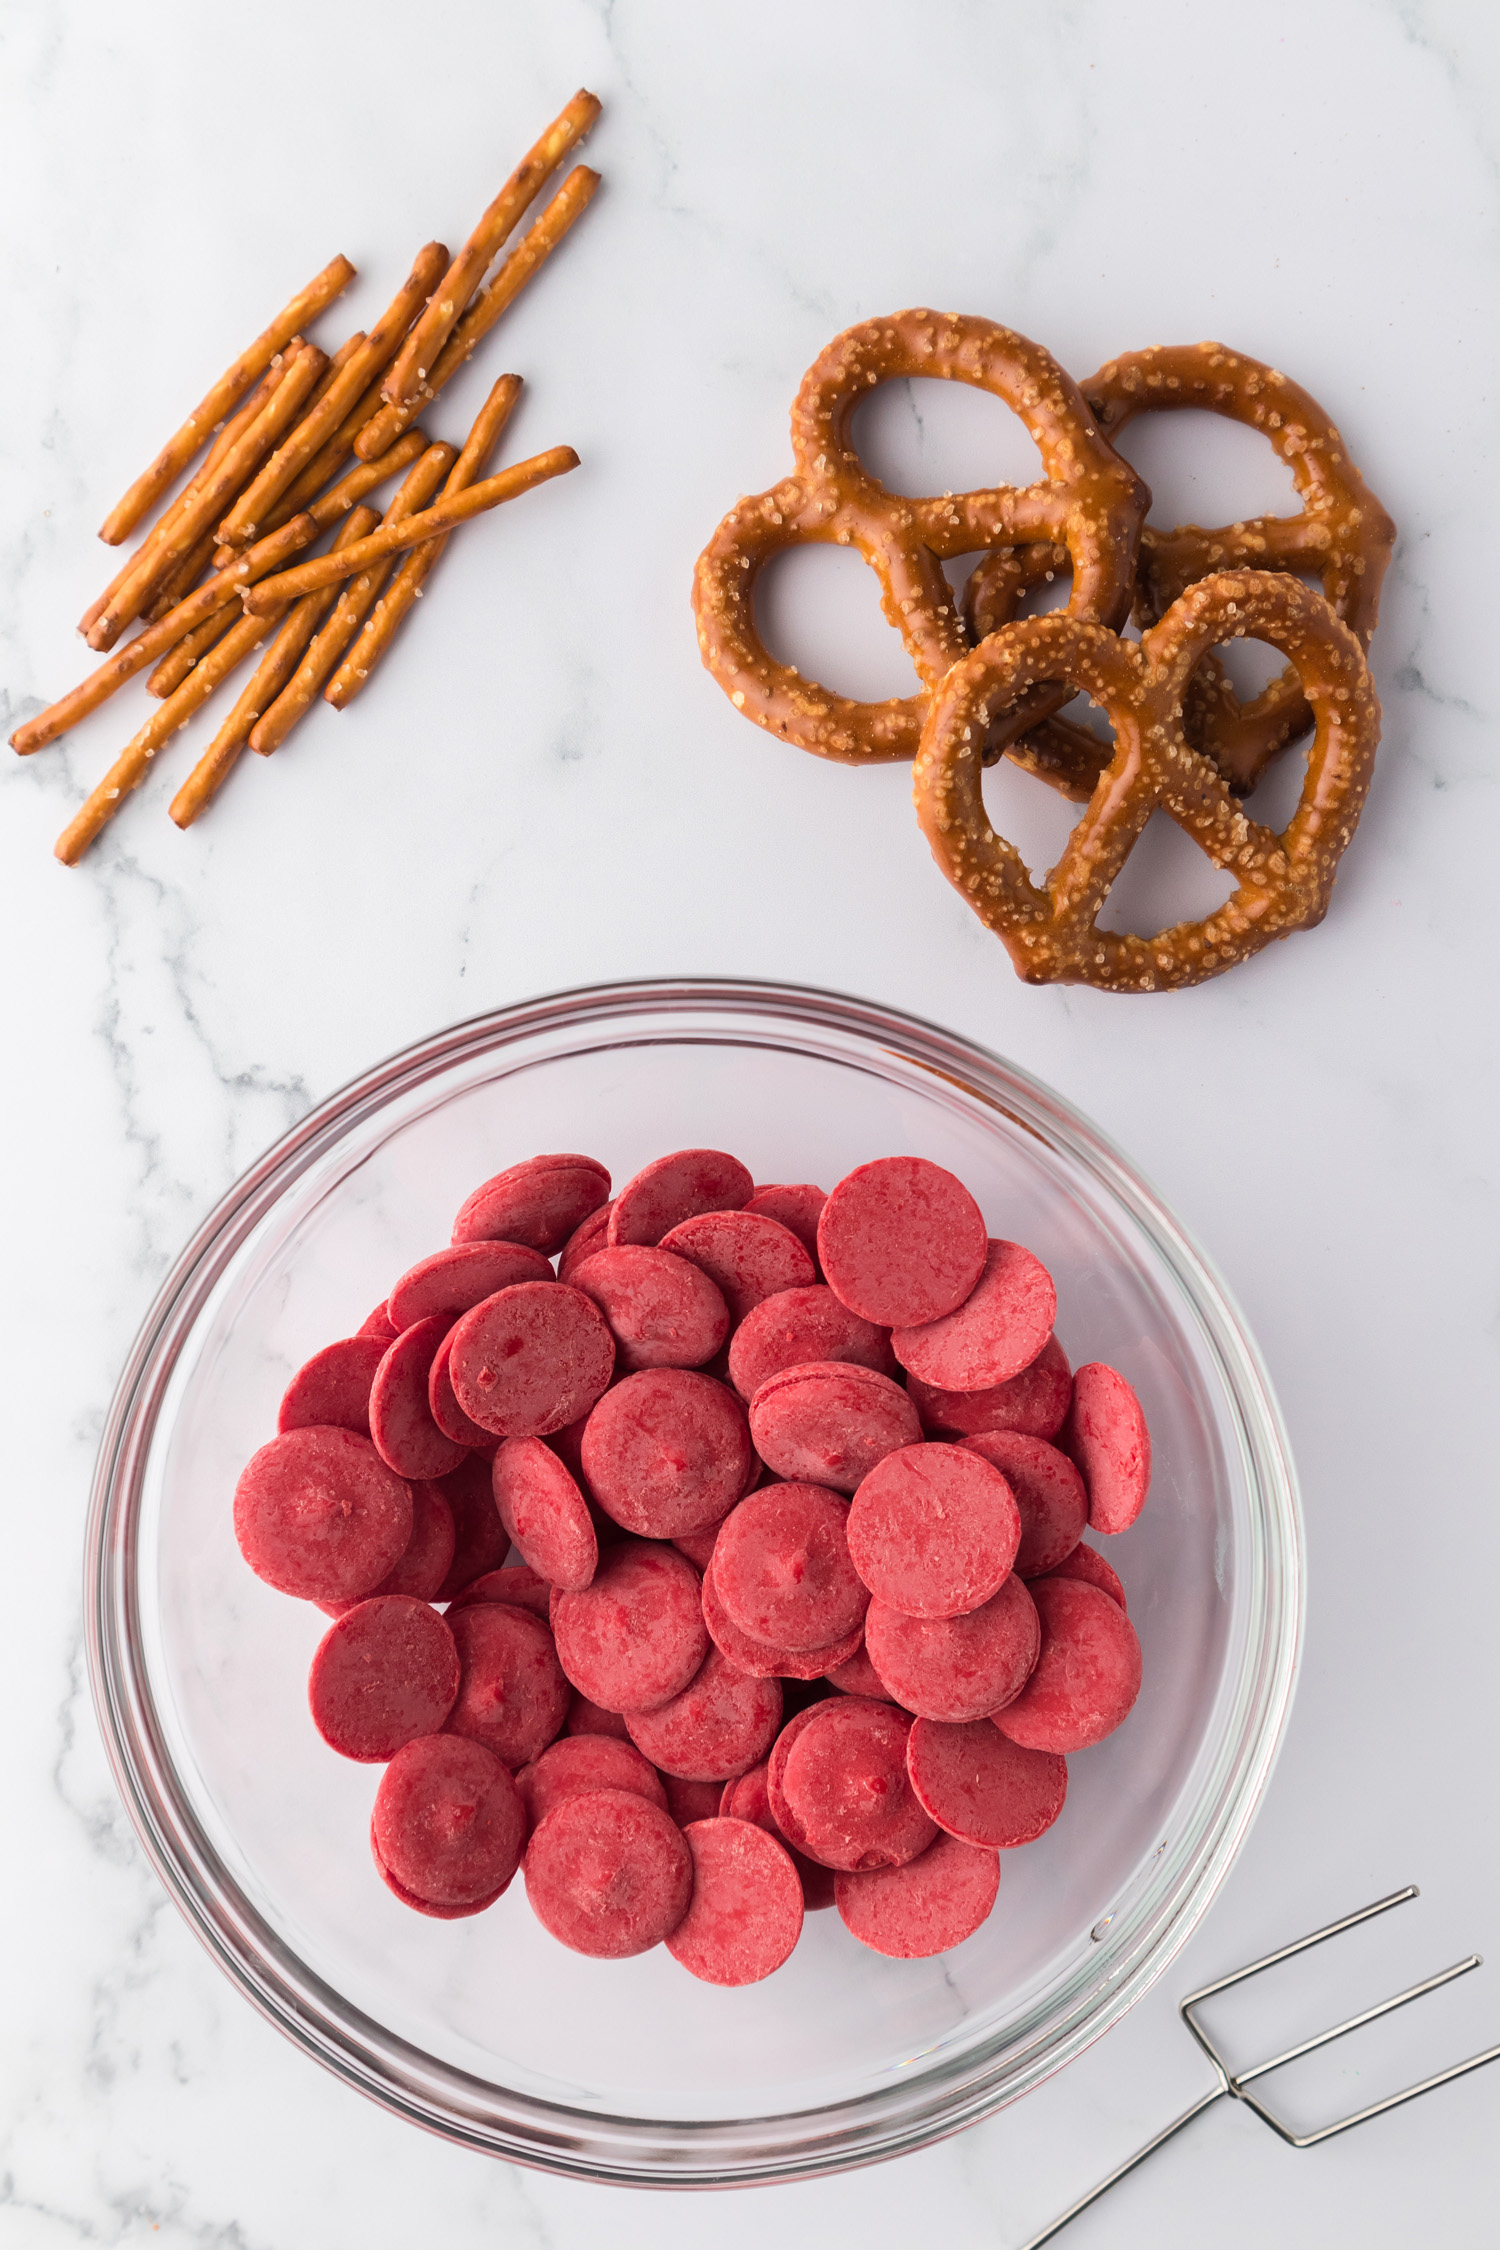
912 571 1381 993
966 344 1395 794
692 312 1147 765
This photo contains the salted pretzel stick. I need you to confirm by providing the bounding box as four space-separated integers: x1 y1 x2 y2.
78 358 292 638
329 376 521 707
148 606 240 700
10 515 319 755
98 255 355 545
382 91 600 412
242 446 578 615
169 509 382 828
144 527 222 623
88 342 327 649
250 444 457 755
356 168 597 459
55 600 299 865
219 243 449 548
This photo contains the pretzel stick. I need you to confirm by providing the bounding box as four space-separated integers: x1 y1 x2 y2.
329 377 521 707
148 606 239 699
88 342 327 649
356 168 598 459
250 445 457 755
10 514 318 754
219 242 449 547
242 446 578 614
144 527 221 623
382 91 600 410
168 509 382 828
78 359 292 638
55 601 298 865
97 255 355 545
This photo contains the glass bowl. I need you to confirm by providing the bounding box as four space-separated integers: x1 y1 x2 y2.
86 978 1301 2186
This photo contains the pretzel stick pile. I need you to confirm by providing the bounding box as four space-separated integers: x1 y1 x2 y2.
15 90 600 865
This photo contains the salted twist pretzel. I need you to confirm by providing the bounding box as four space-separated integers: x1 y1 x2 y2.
912 570 1381 993
692 311 1148 765
967 344 1395 796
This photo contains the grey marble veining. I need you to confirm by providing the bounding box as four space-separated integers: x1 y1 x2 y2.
2 0 1498 2243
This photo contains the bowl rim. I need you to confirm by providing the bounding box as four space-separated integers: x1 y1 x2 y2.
86 975 1302 2186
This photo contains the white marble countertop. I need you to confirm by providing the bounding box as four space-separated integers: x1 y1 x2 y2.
3 0 1497 2242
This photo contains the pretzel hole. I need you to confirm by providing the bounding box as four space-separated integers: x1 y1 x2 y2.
1238 739 1309 833
1094 812 1238 939
982 750 1091 885
753 545 916 699
850 378 1042 498
1213 634 1290 702
1107 408 1302 528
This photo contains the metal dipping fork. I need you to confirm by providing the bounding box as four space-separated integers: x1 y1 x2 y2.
1021 1886 1500 2248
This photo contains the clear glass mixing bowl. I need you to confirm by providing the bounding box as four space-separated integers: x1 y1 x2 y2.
86 979 1301 2185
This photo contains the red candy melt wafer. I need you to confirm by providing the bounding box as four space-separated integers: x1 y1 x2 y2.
835 1830 1000 1957
234 1426 412 1603
492 1436 598 1591
993 1578 1142 1753
607 1147 754 1247
905 1716 1067 1847
319 1477 456 1617
907 1333 1073 1440
372 1733 525 1912
625 1647 783 1780
722 1757 836 1908
961 1431 1087 1578
557 1199 613 1281
581 1368 752 1537
659 1209 816 1324
550 1540 709 1712
1062 1363 1152 1535
524 1787 693 1957
864 1574 1040 1724
445 1563 554 1618
308 1595 461 1761
848 1443 1020 1619
892 1239 1057 1391
779 1698 935 1872
431 1453 510 1601
448 1283 615 1438
444 1601 570 1767
713 1481 868 1650
370 1315 468 1480
569 1246 730 1371
727 1285 895 1400
661 1774 724 1826
515 1733 668 1827
701 1548 864 1679
359 1302 400 1342
277 1334 387 1439
427 1332 498 1449
748 1361 921 1494
743 1183 826 1259
666 1818 805 1984
388 1240 554 1329
566 1691 632 1739
1042 1542 1127 1611
825 1643 889 1699
672 1524 721 1571
373 1825 509 1919
817 1157 987 1327
453 1153 610 1254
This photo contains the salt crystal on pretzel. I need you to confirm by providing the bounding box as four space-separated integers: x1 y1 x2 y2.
96 254 355 546
10 515 320 756
88 341 327 650
169 507 382 829
327 375 521 706
218 244 449 548
381 91 600 412
240 446 579 615
692 311 1148 766
249 445 455 755
355 168 598 460
912 570 1381 992
147 606 239 702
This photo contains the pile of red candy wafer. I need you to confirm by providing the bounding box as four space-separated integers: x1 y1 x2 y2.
235 1145 1150 1986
